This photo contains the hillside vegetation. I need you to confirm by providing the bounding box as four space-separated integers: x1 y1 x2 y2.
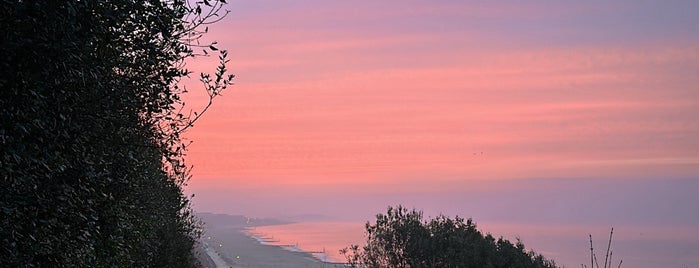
1 1 232 266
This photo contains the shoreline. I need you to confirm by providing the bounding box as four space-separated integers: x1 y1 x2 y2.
242 228 348 265
211 217 699 268
201 225 346 268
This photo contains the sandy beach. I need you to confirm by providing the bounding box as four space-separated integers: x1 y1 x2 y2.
198 213 346 268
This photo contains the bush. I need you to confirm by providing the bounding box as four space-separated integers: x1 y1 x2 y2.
341 206 558 268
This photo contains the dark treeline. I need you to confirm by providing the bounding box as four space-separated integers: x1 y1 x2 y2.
1 1 232 267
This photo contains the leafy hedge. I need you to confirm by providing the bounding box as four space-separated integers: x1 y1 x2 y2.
1 1 232 266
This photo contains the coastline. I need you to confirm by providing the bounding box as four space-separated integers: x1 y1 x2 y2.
207 216 699 268
243 228 348 266
245 221 365 264
199 214 348 268
202 226 327 268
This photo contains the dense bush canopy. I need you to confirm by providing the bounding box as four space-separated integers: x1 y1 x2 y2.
342 206 558 268
1 1 232 266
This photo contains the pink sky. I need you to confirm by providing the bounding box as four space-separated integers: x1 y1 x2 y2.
183 1 698 188
180 0 699 219
182 2 699 266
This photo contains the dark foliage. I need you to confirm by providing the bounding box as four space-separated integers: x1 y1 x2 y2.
341 206 558 268
1 0 233 266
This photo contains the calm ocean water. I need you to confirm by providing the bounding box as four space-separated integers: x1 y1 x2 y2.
248 221 699 267
247 221 364 263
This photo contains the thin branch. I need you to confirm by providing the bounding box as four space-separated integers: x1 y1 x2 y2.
604 227 614 268
589 234 594 268
177 93 213 133
608 251 613 268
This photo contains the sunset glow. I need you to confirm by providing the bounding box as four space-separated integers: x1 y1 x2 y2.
184 1 699 186
177 2 699 266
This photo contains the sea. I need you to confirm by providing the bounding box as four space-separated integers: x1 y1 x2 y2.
246 220 699 268
196 178 699 267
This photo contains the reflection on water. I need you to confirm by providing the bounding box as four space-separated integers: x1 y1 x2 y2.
247 221 699 267
247 221 364 263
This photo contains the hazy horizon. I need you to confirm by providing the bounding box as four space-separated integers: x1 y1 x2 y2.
188 176 698 225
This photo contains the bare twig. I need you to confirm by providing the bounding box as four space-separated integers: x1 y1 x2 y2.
585 229 622 268
589 234 594 268
608 251 613 268
604 227 614 268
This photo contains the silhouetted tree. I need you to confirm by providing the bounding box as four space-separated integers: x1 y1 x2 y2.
341 206 558 268
1 1 233 266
